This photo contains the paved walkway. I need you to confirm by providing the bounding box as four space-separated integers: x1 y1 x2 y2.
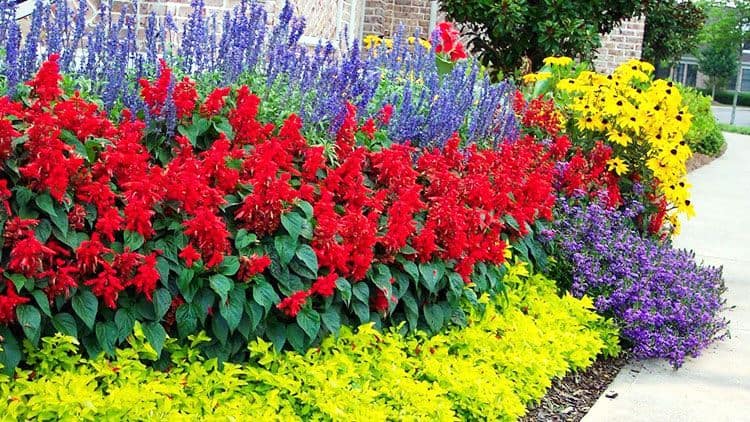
584 133 750 422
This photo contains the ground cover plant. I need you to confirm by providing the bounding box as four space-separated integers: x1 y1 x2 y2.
0 270 620 421
544 197 727 367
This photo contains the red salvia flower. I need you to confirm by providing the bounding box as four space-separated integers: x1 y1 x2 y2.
200 86 231 117
84 263 124 309
173 76 198 120
130 253 160 301
238 254 272 281
26 54 63 103
179 244 202 268
277 290 310 317
9 233 56 277
0 282 31 325
310 272 338 297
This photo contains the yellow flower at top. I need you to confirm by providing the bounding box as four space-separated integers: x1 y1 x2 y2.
543 56 573 67
606 157 629 176
522 71 552 84
407 36 432 50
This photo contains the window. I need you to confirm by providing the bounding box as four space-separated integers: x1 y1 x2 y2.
12 1 40 20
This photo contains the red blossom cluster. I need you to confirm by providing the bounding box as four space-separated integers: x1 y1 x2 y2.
556 141 622 208
0 56 558 325
435 22 468 61
513 92 563 137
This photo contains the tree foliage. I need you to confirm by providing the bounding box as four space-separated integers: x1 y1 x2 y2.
439 0 651 74
642 1 706 66
697 2 744 95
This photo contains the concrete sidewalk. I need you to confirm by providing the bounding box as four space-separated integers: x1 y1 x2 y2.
583 133 750 422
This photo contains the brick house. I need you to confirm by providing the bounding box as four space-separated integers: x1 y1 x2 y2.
12 0 644 72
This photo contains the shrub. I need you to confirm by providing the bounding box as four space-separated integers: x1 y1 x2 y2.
0 56 557 371
681 85 726 156
545 198 727 367
0 271 619 420
699 88 750 107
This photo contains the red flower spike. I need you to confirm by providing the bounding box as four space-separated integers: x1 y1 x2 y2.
310 272 338 297
277 290 310 317
0 282 31 325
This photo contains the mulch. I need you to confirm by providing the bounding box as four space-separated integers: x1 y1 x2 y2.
686 142 728 173
521 353 631 422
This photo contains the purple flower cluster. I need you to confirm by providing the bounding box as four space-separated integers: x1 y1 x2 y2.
548 198 728 367
0 0 518 147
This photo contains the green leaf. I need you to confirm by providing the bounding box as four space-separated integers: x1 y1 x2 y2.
419 262 445 293
176 305 197 339
352 282 369 303
142 322 167 356
31 290 51 317
234 229 257 250
253 281 280 311
34 219 52 243
295 244 318 275
336 278 352 306
16 305 41 344
220 288 244 332
352 301 370 324
321 310 341 335
424 303 445 333
211 316 229 345
448 272 465 296
124 230 145 251
95 321 117 355
209 274 233 302
0 328 21 375
274 235 297 266
152 288 171 321
297 200 314 219
296 307 320 339
400 259 419 281
51 313 78 337
176 269 197 302
35 193 57 217
7 274 28 292
266 319 287 351
286 323 306 352
372 264 392 290
114 309 135 341
72 289 98 330
50 209 69 237
281 212 305 240
218 255 240 276
402 292 419 330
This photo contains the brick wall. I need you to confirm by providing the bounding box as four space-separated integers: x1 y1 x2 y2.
593 17 646 74
364 0 443 37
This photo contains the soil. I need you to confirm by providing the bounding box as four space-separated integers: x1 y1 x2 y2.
686 142 728 173
521 354 630 422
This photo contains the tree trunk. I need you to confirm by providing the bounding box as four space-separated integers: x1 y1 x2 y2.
712 83 716 100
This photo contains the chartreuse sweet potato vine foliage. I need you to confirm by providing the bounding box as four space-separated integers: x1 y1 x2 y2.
0 271 620 421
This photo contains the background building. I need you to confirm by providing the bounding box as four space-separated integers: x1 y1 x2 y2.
11 0 645 72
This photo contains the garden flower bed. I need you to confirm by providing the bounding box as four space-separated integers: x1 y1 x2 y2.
0 1 728 419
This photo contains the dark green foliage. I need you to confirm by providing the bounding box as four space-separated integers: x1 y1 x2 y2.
642 1 705 65
440 0 650 74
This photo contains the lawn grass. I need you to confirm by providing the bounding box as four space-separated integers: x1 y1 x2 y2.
718 123 750 135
